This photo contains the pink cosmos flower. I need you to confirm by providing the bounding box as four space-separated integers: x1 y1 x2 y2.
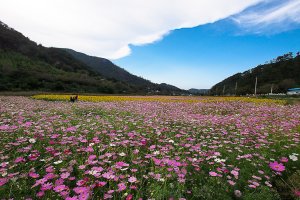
115 161 129 168
66 196 79 200
231 170 239 176
54 184 68 192
88 155 97 160
78 192 89 200
130 185 137 190
96 181 107 187
46 166 54 173
234 190 242 197
61 172 70 179
104 193 113 199
0 178 8 186
73 187 89 194
294 190 300 197
36 191 45 197
28 153 39 161
14 157 25 163
91 166 103 173
227 180 236 186
32 178 47 188
140 139 147 146
280 157 288 163
66 126 77 132
41 182 53 191
126 194 133 200
102 172 115 180
55 178 64 186
118 182 126 191
29 171 39 178
128 176 137 183
78 165 86 170
76 180 86 186
249 184 257 188
269 161 285 172
44 173 56 180
209 171 218 177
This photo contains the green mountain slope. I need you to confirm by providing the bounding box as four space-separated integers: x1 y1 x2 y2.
64 49 152 86
0 21 184 94
64 49 184 94
211 53 300 95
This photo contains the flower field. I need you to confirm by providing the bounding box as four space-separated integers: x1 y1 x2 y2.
0 95 299 200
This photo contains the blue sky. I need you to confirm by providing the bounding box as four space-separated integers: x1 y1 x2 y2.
115 19 300 89
1 0 300 89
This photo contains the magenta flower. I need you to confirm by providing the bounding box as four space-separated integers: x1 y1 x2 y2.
209 171 218 177
36 191 45 197
41 182 53 191
46 166 54 173
294 190 300 197
0 178 8 186
61 172 70 179
118 182 126 191
66 196 79 200
91 166 103 173
227 180 236 186
76 180 86 186
115 161 129 168
231 170 239 176
269 161 285 172
14 157 25 163
73 187 89 194
44 173 56 180
280 157 288 163
97 181 107 187
126 194 133 200
66 126 77 132
128 176 137 183
140 139 147 146
54 184 68 192
29 171 39 178
78 192 89 200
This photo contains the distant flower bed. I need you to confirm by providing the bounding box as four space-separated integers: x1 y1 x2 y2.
0 96 298 199
32 94 286 104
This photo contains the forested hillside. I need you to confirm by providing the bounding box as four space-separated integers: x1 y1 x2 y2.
0 21 184 94
211 52 300 95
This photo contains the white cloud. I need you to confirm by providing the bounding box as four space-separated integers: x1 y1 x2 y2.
0 0 262 59
232 0 300 34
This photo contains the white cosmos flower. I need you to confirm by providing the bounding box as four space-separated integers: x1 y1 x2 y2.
29 138 36 143
89 170 98 175
54 160 62 165
289 154 298 161
119 152 126 156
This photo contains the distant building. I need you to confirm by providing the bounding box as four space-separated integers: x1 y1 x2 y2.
287 88 300 95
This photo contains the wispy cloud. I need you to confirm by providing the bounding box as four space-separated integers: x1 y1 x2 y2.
0 0 261 59
232 0 300 34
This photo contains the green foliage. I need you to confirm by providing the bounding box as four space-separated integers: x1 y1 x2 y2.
211 53 300 95
243 186 281 200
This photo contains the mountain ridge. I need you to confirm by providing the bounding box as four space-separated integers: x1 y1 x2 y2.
0 20 184 94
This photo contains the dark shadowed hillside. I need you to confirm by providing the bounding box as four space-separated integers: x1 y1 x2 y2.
64 49 152 86
211 53 300 95
0 21 185 94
